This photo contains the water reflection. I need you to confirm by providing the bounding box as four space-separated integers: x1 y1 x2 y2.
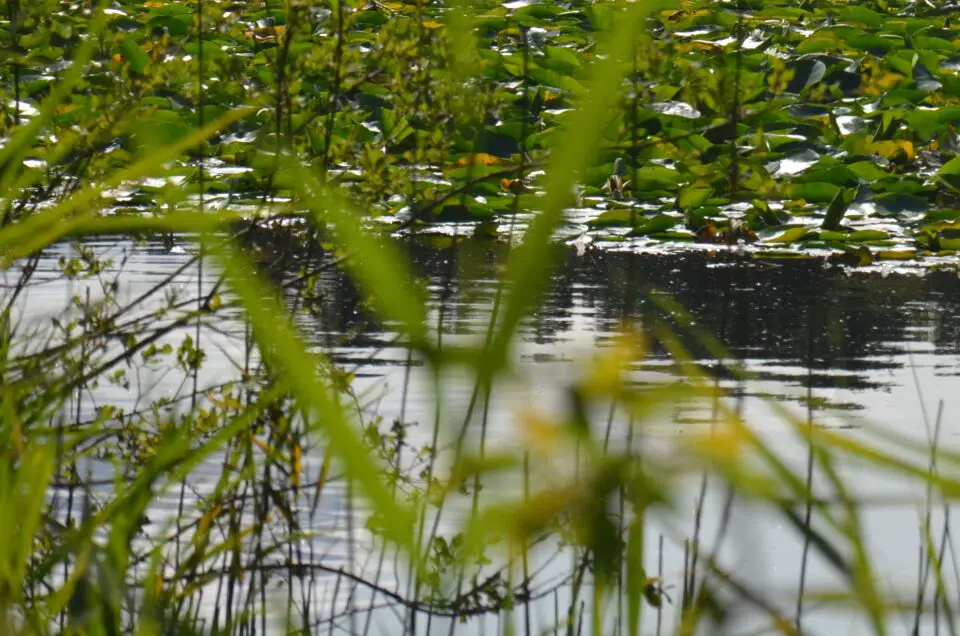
261 234 960 634
23 233 960 634
277 233 960 417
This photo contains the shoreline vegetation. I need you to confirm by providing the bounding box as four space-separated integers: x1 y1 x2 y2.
4 0 960 633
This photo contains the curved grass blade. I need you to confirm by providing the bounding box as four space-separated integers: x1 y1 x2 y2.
285 159 429 347
205 237 418 554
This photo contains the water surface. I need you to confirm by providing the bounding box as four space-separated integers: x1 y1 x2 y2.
24 234 960 634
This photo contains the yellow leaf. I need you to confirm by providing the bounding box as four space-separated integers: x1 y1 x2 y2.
876 249 916 260
867 139 914 161
676 41 724 55
197 504 221 536
520 407 562 457
581 330 643 396
774 617 799 635
311 444 334 514
251 434 273 456
661 9 708 21
456 152 501 167
688 425 748 465
292 441 302 489
500 178 526 193
422 20 443 29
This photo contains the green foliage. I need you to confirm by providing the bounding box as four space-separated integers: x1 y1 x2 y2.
3 0 960 635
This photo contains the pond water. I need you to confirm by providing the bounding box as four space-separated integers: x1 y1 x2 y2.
25 233 960 635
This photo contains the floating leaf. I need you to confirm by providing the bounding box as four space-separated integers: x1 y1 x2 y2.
867 140 915 161
847 161 888 182
675 186 712 211
818 230 848 242
545 46 582 69
876 249 917 260
838 6 885 28
589 209 638 228
848 229 890 242
786 59 826 93
630 213 678 236
765 226 812 243
790 182 842 203
938 155 960 177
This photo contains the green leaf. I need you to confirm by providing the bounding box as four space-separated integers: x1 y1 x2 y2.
849 229 890 242
545 45 582 69
120 36 150 73
790 182 842 203
675 186 712 211
134 111 195 150
818 230 848 242
800 166 859 187
939 155 960 177
846 34 900 53
822 188 851 230
766 226 813 243
630 213 679 236
847 161 888 182
913 36 955 52
634 166 685 187
838 6 885 28
589 209 639 228
796 36 839 54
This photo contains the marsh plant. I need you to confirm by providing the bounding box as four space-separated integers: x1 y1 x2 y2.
3 0 960 634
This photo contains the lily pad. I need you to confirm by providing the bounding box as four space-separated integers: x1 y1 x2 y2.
765 226 813 244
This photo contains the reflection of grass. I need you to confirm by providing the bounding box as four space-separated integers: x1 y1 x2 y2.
4 1 960 635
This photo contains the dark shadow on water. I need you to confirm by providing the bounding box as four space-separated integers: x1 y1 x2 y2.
249 228 960 405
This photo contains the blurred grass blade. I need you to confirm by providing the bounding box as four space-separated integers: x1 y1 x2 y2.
0 104 259 264
206 237 417 553
626 515 645 636
0 443 56 598
287 159 429 346
815 445 886 635
778 505 850 577
445 0 481 78
486 0 675 373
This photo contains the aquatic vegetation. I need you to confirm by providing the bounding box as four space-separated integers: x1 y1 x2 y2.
4 1 960 635
8 0 960 264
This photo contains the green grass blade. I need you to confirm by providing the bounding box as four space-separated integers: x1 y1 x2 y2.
0 105 259 264
287 159 429 346
205 237 418 554
626 514 645 636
